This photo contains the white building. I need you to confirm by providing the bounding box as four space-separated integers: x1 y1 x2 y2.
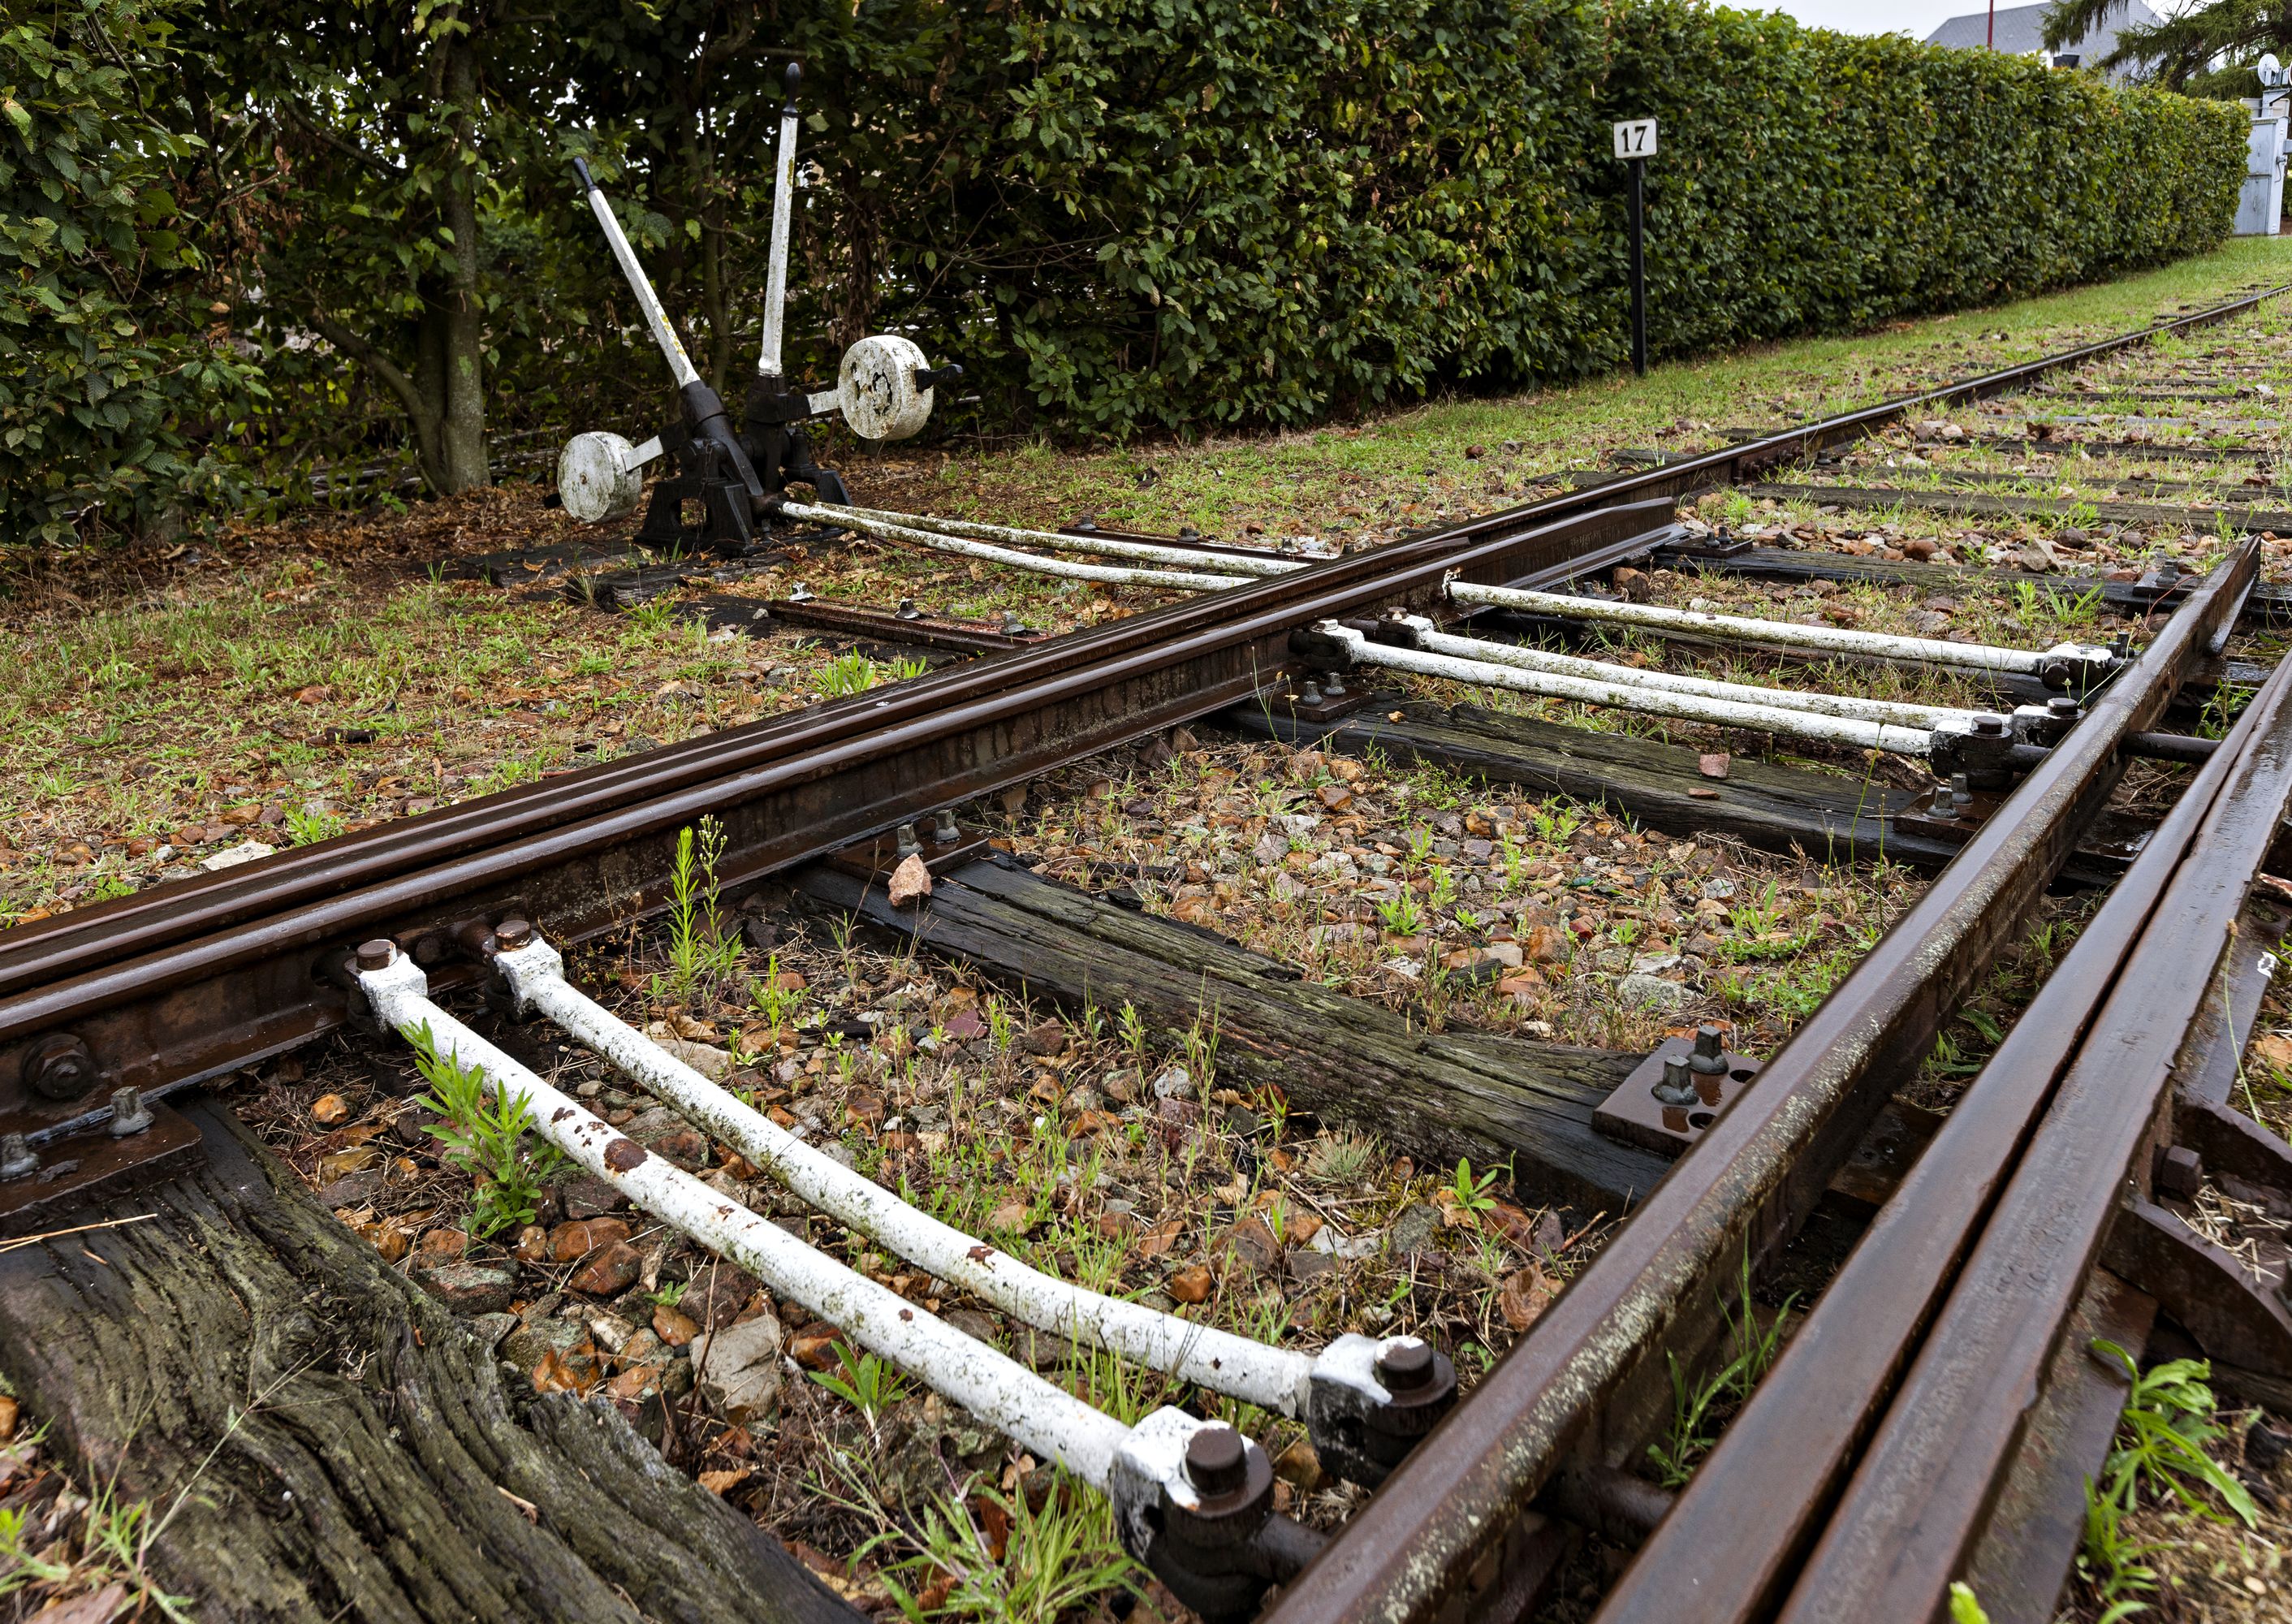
1924 1 2161 82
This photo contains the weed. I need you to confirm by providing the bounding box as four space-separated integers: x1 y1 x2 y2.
1377 890 1425 937
834 1457 1138 1624
404 1023 565 1238
1448 1156 1500 1218
749 951 807 1028
283 803 346 845
1304 1129 1380 1186
2088 1341 2257 1527
653 818 742 1009
809 1342 912 1439
1646 1250 1795 1488
0 1479 192 1621
1116 1000 1150 1064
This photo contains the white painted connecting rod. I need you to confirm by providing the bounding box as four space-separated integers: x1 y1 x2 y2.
572 158 702 391
1448 579 2114 679
1315 620 1944 755
1385 615 1983 732
780 500 1249 591
829 503 1311 578
356 945 1145 1486
490 933 1343 1418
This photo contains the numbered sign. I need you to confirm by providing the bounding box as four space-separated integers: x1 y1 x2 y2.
1612 118 1658 159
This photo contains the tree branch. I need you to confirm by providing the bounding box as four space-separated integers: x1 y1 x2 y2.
304 306 447 492
279 106 398 179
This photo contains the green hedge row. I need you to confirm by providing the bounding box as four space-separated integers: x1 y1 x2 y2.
779 0 2246 435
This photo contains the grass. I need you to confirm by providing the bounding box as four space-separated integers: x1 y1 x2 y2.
7 241 2290 935
2074 1342 2260 1622
404 1022 564 1238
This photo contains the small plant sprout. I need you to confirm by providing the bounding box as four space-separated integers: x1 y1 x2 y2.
1378 890 1426 937
653 816 742 1008
809 1341 911 1439
648 1278 689 1309
1117 1000 1150 1062
404 1022 564 1237
1450 1156 1500 1218
749 950 805 1027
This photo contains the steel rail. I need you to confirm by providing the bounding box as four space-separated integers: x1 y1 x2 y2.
7 281 2276 1030
0 499 1673 1112
1589 643 2268 1624
1774 645 2292 1623
1259 539 2260 1624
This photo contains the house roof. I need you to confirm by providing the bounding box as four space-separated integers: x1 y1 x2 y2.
1925 0 2160 66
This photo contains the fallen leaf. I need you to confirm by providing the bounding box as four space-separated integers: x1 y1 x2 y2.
1500 1267 1554 1331
698 1467 752 1495
1137 1219 1187 1258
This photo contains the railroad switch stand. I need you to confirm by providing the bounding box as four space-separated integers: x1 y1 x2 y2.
554 63 961 559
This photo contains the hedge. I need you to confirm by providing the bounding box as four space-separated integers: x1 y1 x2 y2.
774 0 2247 436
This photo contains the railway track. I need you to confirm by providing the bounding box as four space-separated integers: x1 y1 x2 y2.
5 284 2292 1622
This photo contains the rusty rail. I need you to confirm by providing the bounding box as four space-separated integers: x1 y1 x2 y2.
1591 590 2276 1623
1770 645 2292 1622
1260 540 2261 1624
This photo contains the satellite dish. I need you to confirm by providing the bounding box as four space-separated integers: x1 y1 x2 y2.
2261 52 2286 88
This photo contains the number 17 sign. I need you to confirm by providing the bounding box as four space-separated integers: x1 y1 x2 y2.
1612 118 1658 159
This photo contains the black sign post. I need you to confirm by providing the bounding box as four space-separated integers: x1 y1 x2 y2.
1613 118 1656 378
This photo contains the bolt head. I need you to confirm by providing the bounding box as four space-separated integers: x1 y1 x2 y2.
494 918 533 951
2048 696 2080 718
1378 1337 1435 1393
21 1034 98 1102
1184 1426 1248 1497
1973 713 2009 737
356 939 398 973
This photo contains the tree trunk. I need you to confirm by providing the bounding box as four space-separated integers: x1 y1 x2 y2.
436 39 489 494
0 1100 858 1624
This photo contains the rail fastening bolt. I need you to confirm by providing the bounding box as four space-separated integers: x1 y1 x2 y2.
2048 696 2081 720
1301 679 1323 705
1972 713 2009 737
1927 782 1956 817
1377 1337 1436 1393
1184 1427 1249 1497
356 939 398 973
931 810 960 845
1325 672 1348 698
1653 1054 1698 1107
20 1034 99 1103
494 917 534 952
108 1086 153 1138
898 597 922 621
1690 1024 1729 1076
895 823 922 859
